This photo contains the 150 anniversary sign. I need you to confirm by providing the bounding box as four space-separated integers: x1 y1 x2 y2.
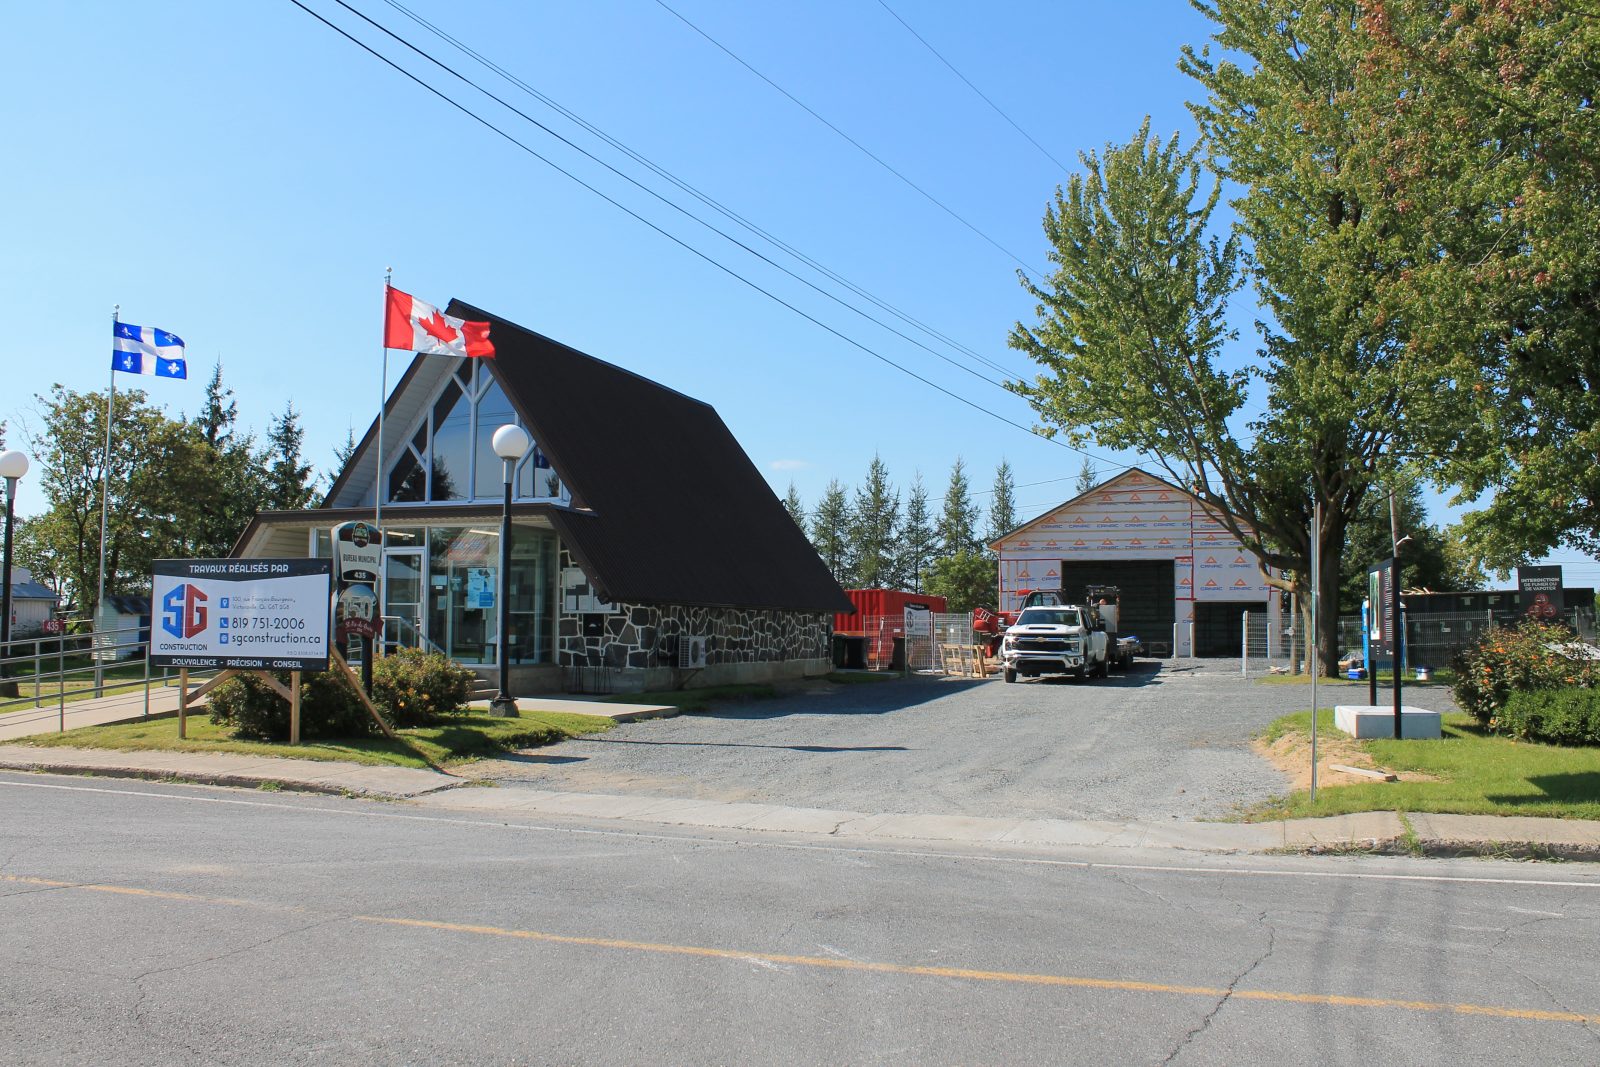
151 559 332 671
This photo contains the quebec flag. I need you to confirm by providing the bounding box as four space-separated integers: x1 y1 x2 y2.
112 322 187 379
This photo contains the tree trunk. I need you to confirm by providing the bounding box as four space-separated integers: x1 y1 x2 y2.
1316 551 1344 678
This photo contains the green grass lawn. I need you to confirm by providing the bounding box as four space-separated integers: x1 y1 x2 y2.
1253 668 1457 688
1246 709 1600 821
20 708 614 770
604 683 777 713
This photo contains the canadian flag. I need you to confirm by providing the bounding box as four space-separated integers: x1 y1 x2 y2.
384 287 495 358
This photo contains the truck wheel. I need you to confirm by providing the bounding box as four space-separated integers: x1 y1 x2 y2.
1003 667 1017 684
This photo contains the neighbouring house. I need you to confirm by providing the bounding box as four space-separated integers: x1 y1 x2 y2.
6 568 61 638
93 594 151 661
990 468 1282 657
232 300 851 693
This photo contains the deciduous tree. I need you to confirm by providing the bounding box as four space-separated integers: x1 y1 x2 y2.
1012 5 1447 672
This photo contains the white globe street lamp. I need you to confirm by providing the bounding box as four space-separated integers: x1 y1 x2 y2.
489 425 532 717
0 450 30 697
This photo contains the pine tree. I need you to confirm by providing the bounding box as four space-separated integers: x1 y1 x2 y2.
185 361 258 557
262 402 317 510
782 482 806 531
850 455 900 588
937 457 982 557
1074 456 1098 495
326 425 359 494
898 472 937 593
195 361 238 449
985 460 1017 551
809 480 853 586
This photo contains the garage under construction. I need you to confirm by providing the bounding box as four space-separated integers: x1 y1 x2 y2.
989 468 1283 658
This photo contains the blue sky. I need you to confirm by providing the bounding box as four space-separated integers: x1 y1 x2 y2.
4 1 1595 587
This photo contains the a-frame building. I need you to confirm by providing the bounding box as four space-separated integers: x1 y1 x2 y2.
233 300 850 692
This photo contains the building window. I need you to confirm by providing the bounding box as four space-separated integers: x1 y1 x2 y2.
381 361 570 507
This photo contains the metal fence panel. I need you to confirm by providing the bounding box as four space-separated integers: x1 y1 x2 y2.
1241 610 1293 676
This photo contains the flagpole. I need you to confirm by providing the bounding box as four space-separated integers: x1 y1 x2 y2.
95 306 118 696
377 268 391 533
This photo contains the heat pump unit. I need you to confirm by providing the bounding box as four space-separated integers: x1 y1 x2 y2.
679 635 709 668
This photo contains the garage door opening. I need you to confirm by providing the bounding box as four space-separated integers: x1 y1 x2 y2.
1057 560 1176 656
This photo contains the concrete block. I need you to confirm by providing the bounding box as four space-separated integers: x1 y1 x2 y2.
1333 704 1441 739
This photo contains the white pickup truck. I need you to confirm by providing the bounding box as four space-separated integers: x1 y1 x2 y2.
1000 605 1110 683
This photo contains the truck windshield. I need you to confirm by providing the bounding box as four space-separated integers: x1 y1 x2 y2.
1017 608 1081 628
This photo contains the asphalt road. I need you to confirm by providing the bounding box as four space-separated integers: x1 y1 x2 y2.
2 771 1595 1065
484 663 1449 821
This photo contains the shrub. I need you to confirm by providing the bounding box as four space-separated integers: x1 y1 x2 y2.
371 649 477 727
1451 620 1596 729
209 669 378 741
1501 688 1600 747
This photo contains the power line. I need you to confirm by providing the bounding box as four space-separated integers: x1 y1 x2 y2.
285 0 1126 467
873 0 1072 175
329 0 1007 392
651 0 1049 281
370 0 1023 384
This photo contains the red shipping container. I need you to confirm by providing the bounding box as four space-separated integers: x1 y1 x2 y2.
833 589 949 635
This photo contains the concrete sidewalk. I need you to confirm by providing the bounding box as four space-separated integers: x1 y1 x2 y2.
3 743 1598 860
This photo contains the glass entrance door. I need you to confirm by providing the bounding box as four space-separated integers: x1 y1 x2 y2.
382 549 427 653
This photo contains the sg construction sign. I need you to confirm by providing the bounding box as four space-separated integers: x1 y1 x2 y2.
150 559 332 671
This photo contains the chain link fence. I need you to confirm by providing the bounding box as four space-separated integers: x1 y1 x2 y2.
1241 605 1598 677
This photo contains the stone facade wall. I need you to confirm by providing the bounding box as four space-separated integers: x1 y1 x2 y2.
557 546 830 672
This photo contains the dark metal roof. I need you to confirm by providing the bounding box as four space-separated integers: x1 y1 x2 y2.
450 300 851 614
7 579 58 601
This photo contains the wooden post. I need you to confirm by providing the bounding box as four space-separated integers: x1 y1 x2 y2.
178 667 188 739
289 670 302 745
331 648 396 738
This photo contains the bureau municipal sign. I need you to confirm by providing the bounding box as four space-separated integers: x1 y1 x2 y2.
150 559 332 671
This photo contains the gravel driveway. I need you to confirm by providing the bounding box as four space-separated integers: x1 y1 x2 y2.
486 664 1455 822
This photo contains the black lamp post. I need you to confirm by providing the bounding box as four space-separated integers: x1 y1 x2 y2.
0 450 29 699
488 425 530 717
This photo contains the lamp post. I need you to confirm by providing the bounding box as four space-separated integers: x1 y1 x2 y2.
488 425 531 717
0 450 29 699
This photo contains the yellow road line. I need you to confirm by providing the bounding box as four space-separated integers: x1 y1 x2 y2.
5 874 1593 1026
357 915 1600 1026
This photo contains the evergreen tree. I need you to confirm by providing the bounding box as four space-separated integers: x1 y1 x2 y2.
782 482 806 531
937 457 982 557
262 402 317 510
185 362 259 558
326 425 359 495
985 460 1017 550
850 455 900 588
809 480 853 586
195 361 238 449
1074 457 1098 495
898 472 938 593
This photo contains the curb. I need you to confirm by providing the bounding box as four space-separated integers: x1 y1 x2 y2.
1280 837 1600 863
0 758 463 802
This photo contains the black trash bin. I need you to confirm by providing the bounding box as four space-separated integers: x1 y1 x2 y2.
831 633 867 670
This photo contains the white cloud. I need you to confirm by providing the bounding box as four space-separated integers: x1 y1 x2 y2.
768 459 811 472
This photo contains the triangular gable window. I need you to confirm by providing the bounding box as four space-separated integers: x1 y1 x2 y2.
384 361 568 505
